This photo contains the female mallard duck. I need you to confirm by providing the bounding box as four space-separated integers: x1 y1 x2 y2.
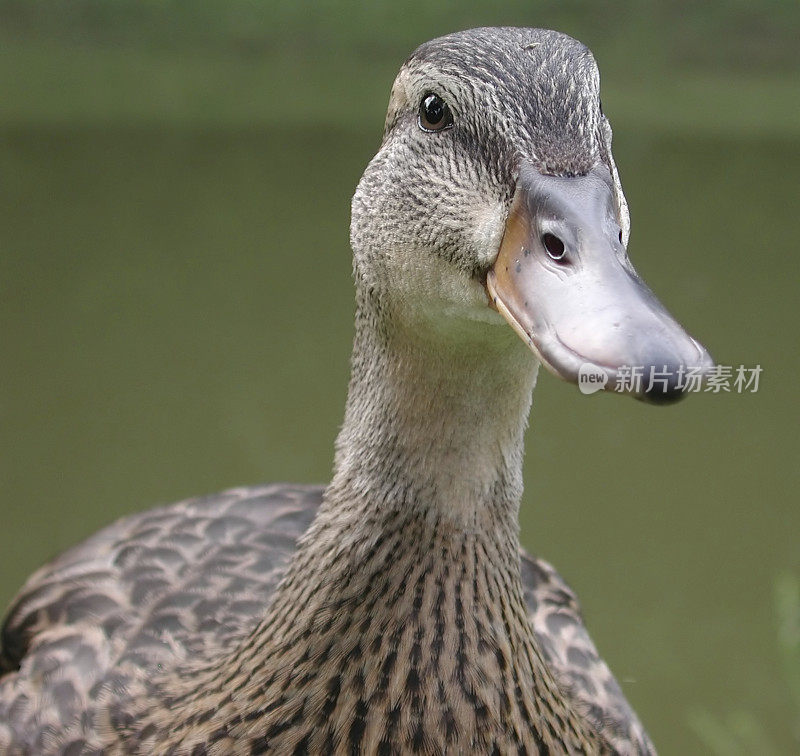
0 27 712 755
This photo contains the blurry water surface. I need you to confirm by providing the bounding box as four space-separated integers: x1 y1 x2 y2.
1 120 797 750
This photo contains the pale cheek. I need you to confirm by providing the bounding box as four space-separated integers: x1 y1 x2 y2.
384 250 472 306
376 197 508 326
469 200 508 267
382 249 498 327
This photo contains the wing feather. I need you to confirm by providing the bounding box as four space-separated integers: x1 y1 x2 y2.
521 551 656 755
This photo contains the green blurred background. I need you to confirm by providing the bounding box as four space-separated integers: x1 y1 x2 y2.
1 1 798 752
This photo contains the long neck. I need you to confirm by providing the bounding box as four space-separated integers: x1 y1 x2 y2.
327 287 538 530
214 293 598 751
131 291 602 753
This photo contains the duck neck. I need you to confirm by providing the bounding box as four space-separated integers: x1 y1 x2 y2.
227 292 600 751
327 287 539 531
134 290 603 753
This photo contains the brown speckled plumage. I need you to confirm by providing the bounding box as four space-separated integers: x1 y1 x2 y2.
0 487 651 754
1 27 656 755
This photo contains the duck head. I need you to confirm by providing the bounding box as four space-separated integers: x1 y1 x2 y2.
351 27 712 403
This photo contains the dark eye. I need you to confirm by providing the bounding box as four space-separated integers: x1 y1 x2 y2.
419 93 453 132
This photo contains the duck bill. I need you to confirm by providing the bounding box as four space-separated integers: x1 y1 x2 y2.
487 163 713 403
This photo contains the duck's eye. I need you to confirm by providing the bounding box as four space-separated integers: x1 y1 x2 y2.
419 93 453 132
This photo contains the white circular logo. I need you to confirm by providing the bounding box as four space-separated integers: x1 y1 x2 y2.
578 363 609 395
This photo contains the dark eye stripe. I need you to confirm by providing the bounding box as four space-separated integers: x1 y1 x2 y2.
418 93 453 132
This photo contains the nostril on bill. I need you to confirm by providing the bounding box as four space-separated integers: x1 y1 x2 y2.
542 233 566 261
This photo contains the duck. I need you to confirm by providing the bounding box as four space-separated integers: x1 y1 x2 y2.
0 27 713 755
